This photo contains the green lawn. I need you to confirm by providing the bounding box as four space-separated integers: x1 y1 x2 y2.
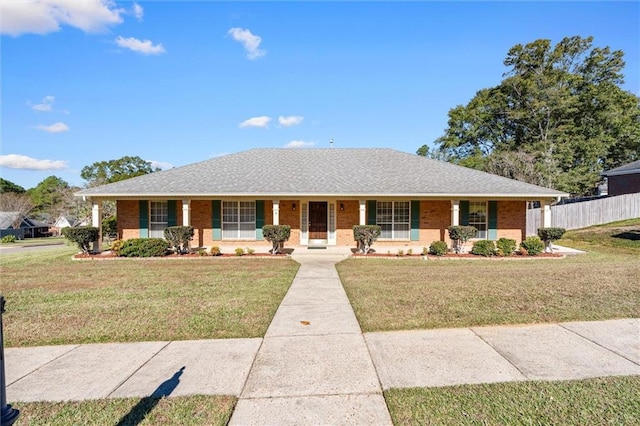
13 395 235 426
1 246 299 347
337 220 640 332
386 376 640 425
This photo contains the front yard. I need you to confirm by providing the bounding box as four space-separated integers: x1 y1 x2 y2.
1 247 299 347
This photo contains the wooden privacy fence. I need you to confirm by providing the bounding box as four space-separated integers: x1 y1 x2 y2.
526 192 640 235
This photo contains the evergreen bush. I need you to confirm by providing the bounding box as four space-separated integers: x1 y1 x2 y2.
447 225 477 253
428 240 448 256
496 237 517 256
520 236 545 256
471 240 496 257
537 227 566 252
62 226 99 254
119 238 169 257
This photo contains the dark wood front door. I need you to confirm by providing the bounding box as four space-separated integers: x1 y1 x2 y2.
308 202 328 241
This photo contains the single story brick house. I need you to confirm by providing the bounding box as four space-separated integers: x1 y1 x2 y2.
76 148 566 249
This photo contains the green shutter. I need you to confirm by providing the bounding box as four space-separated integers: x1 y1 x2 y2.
167 200 177 227
255 200 264 240
212 200 221 240
460 201 470 226
410 200 420 241
488 201 498 240
139 200 149 238
367 200 377 225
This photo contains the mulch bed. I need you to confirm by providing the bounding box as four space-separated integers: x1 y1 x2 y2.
73 252 289 260
351 252 564 259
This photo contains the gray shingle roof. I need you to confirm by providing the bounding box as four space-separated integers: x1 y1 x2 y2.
76 148 566 198
601 160 640 176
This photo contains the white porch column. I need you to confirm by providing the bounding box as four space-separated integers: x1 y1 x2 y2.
451 200 460 226
541 200 551 229
91 200 102 252
182 199 191 226
273 200 280 225
359 200 366 225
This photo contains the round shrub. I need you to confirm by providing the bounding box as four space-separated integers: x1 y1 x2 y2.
1 235 17 244
471 240 496 257
109 239 125 256
429 241 448 256
496 238 517 256
520 236 544 256
119 238 169 257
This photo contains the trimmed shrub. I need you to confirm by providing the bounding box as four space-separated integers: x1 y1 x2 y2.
520 236 544 256
263 225 291 255
62 226 99 254
246 247 255 255
429 241 448 256
353 225 382 254
447 225 477 253
209 246 221 256
235 247 245 256
119 238 169 257
471 240 496 257
496 238 517 257
538 227 566 252
164 226 194 254
1 235 16 244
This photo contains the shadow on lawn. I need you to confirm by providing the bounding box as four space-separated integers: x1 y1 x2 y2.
612 230 640 241
115 366 185 426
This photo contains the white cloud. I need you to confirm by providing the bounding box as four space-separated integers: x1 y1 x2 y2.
227 27 266 60
1 0 125 36
36 122 69 133
149 160 173 170
278 115 304 127
239 116 271 129
0 154 67 170
115 36 165 55
132 3 143 21
31 95 55 112
285 140 315 148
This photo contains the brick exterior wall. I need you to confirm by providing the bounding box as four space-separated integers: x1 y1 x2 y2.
115 198 528 248
607 173 640 196
336 200 360 245
496 200 526 243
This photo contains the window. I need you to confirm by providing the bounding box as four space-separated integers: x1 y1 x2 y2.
149 201 168 238
222 201 255 239
468 201 487 239
377 201 410 239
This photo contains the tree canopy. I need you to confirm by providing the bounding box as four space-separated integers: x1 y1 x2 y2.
81 156 160 187
422 36 640 195
0 178 26 194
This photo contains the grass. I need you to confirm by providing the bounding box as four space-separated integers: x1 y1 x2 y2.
1 246 299 347
385 376 640 425
13 395 235 426
337 219 640 332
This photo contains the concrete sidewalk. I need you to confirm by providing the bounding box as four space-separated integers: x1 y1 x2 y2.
5 247 639 424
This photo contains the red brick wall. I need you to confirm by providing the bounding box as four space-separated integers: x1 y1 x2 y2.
497 200 526 243
608 173 640 196
278 200 300 245
117 200 139 240
336 200 360 245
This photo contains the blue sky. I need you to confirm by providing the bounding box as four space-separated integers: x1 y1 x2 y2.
1 1 638 190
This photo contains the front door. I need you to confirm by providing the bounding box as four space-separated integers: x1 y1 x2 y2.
308 201 328 242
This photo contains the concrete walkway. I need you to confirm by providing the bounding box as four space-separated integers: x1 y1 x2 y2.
5 247 639 424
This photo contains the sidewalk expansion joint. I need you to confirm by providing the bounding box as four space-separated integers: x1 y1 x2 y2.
106 340 172 398
470 327 529 380
558 323 640 367
7 344 81 386
237 390 385 401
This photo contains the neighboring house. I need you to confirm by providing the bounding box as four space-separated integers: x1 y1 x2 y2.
76 148 566 249
600 160 640 196
50 215 85 236
0 211 50 239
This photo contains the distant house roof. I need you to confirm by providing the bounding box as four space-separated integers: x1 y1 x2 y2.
76 148 566 199
601 160 640 177
0 211 47 229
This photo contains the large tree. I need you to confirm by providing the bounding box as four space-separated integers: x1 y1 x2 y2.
430 36 640 195
0 178 26 194
81 156 159 187
27 176 73 221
